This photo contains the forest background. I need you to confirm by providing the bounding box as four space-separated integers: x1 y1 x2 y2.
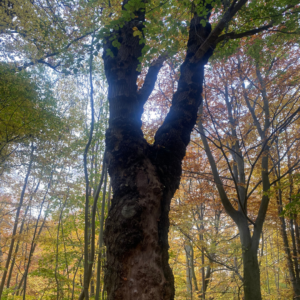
0 0 300 299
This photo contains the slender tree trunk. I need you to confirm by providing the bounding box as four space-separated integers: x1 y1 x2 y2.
295 217 300 259
0 143 34 298
72 255 83 300
6 204 30 289
200 204 205 300
265 234 270 295
55 195 69 300
23 182 51 299
79 154 107 300
204 264 211 295
15 201 50 294
184 242 193 300
95 167 108 300
191 255 199 297
0 222 3 268
61 214 71 299
7 179 41 289
7 177 40 288
201 249 205 299
83 42 95 300
90 279 95 298
274 135 300 298
199 109 263 300
276 190 300 297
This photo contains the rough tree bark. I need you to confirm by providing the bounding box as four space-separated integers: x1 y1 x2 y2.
101 1 249 299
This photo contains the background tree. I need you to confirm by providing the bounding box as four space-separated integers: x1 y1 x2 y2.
198 37 300 299
0 63 59 174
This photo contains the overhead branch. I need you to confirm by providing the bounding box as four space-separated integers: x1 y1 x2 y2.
270 162 300 187
247 180 262 200
203 250 244 282
214 2 296 46
215 22 274 44
183 169 235 182
191 0 248 63
268 137 300 176
16 31 93 71
267 29 300 35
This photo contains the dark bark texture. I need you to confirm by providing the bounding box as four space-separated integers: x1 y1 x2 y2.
242 247 261 300
102 3 212 299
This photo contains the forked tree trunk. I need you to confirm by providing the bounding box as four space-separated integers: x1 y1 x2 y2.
102 6 212 300
101 1 247 299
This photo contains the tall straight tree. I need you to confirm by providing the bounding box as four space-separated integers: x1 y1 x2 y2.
100 0 298 299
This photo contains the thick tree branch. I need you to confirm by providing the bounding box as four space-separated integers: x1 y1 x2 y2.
137 55 167 104
191 0 248 63
215 22 274 44
267 29 300 34
152 9 214 179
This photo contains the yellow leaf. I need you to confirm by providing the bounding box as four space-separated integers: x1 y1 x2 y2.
133 30 140 37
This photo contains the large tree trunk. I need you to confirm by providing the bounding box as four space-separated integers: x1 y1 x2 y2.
242 247 261 300
102 8 212 300
101 1 248 298
237 217 262 300
104 141 176 299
